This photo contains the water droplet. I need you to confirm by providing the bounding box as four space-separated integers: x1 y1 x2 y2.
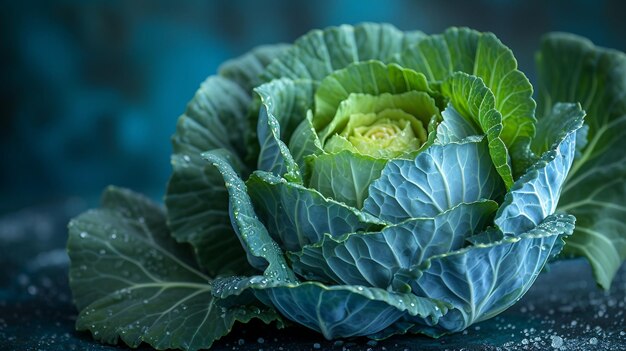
80 232 87 238
550 335 563 348
589 337 598 345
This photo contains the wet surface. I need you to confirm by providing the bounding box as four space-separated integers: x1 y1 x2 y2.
1 201 624 351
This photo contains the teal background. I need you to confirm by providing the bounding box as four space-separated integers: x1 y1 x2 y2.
2 0 626 213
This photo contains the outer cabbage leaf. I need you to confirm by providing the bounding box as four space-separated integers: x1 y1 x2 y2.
166 76 252 276
536 32 626 289
254 79 318 183
289 200 497 289
246 170 384 252
364 138 504 223
202 150 296 282
262 23 425 82
68 187 281 351
494 103 583 235
408 213 575 332
212 277 448 340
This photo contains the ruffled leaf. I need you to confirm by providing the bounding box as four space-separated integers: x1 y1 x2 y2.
442 72 514 188
397 27 536 148
212 277 448 340
364 138 505 223
436 103 480 144
408 213 575 332
202 151 297 282
290 200 497 289
262 23 425 82
254 79 317 183
314 60 435 129
246 170 384 252
494 104 583 235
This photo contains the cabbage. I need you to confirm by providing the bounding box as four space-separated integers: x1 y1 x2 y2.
67 24 626 350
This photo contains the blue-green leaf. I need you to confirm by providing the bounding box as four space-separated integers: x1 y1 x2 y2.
254 79 317 183
68 187 280 351
212 277 447 340
364 138 504 223
466 227 504 245
436 103 480 144
202 151 296 282
256 107 302 183
246 170 383 252
536 32 626 289
290 200 497 289
262 23 425 82
494 106 583 236
409 213 575 332
289 110 324 170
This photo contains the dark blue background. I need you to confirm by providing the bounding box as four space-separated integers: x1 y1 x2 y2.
3 0 625 213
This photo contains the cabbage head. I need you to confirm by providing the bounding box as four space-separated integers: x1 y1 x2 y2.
67 23 626 351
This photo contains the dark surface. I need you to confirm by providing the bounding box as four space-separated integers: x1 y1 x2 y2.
0 202 624 351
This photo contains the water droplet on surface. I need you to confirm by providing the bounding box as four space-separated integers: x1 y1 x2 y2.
589 337 598 345
550 335 563 348
80 232 87 238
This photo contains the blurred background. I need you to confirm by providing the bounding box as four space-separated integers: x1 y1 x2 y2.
2 0 626 214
